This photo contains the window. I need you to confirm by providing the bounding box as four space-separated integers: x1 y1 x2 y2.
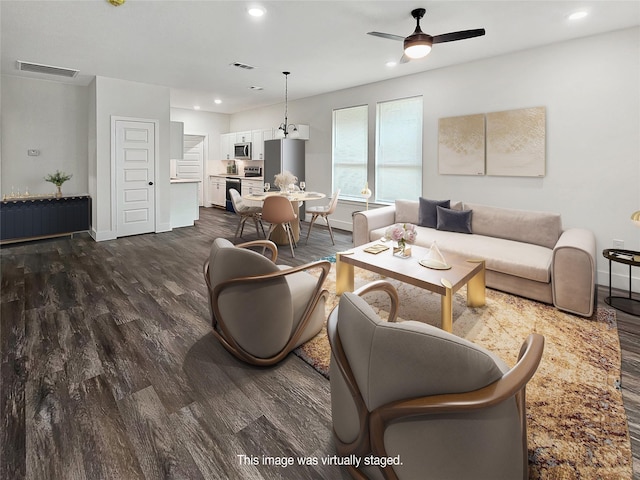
332 105 368 199
375 96 423 203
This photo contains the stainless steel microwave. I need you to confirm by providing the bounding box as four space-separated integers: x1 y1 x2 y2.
234 142 252 160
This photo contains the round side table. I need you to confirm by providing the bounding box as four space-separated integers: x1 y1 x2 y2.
602 249 640 317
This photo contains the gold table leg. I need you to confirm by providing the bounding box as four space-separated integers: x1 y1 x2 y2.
336 254 354 295
441 278 453 333
466 259 486 308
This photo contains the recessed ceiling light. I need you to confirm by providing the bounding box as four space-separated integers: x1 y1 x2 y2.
385 61 397 67
247 6 265 17
214 99 222 104
193 105 201 110
568 10 588 21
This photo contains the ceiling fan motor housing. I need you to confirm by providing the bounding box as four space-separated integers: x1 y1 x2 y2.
404 8 433 59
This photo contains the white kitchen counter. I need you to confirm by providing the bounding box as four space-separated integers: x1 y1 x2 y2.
170 178 201 184
170 180 200 228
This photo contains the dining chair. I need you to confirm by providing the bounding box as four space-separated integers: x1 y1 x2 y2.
305 189 340 245
261 195 298 257
229 188 265 239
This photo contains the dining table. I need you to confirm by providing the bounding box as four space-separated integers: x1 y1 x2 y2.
242 190 326 245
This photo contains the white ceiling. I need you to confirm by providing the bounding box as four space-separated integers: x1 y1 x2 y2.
1 1 638 114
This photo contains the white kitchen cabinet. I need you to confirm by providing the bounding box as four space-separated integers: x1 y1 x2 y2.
241 178 263 196
209 176 226 207
220 133 234 160
170 121 184 159
241 178 264 207
236 131 251 144
170 179 199 228
251 130 264 160
296 124 310 140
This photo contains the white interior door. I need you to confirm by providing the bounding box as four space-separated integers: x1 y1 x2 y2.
115 120 156 237
179 135 204 206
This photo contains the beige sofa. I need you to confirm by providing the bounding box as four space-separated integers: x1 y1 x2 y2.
353 200 596 317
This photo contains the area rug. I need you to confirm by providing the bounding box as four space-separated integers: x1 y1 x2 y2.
293 264 633 480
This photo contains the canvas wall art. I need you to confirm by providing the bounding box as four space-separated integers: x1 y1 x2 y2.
438 113 485 175
486 106 546 177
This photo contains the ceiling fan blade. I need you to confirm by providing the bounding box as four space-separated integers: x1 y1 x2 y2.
432 28 486 44
367 31 405 42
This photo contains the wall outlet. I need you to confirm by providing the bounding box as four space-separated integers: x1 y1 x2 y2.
613 239 624 249
27 149 40 156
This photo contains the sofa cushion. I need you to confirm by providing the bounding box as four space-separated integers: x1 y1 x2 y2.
395 199 420 224
436 206 472 234
464 203 562 249
419 198 450 228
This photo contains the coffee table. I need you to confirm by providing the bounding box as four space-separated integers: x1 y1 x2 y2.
336 241 486 333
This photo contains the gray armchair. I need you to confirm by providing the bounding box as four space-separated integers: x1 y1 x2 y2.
327 280 544 480
204 238 330 366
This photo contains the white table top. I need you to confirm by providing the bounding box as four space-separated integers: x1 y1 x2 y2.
242 191 326 202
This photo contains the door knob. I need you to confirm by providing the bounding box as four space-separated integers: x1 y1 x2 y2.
148 182 154 186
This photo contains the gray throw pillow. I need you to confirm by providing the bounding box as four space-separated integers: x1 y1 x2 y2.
418 198 450 228
436 206 473 234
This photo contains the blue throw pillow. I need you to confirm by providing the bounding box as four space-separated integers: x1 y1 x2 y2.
418 198 450 228
436 206 473 234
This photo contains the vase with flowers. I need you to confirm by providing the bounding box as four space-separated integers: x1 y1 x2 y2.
45 170 73 198
273 170 298 193
385 223 418 258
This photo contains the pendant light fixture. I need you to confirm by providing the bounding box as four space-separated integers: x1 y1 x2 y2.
275 71 299 139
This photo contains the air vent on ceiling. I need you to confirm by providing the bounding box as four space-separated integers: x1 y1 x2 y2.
230 61 256 70
17 60 79 78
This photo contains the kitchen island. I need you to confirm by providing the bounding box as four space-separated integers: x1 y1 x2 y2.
170 179 200 228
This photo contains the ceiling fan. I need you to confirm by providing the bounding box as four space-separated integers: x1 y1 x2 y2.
368 8 485 63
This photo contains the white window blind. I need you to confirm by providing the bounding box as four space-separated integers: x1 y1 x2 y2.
375 96 423 203
332 105 368 199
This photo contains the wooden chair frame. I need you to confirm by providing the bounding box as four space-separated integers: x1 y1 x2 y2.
327 280 544 480
234 211 265 239
204 240 331 366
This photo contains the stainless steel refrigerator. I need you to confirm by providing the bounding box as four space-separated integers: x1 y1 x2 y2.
264 138 306 217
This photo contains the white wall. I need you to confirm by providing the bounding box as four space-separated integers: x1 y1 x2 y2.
1 75 89 196
1 75 173 240
231 27 640 290
92 76 171 239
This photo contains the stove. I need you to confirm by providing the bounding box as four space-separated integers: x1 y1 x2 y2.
244 166 262 177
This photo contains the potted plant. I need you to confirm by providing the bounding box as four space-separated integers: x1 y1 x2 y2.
45 170 72 198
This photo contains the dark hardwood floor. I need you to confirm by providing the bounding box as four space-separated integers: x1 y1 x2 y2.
1 206 638 479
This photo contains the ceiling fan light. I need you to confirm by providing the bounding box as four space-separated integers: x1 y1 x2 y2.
404 33 433 59
404 43 432 59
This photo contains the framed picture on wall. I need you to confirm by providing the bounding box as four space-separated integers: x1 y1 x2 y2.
486 106 546 177
438 113 485 175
